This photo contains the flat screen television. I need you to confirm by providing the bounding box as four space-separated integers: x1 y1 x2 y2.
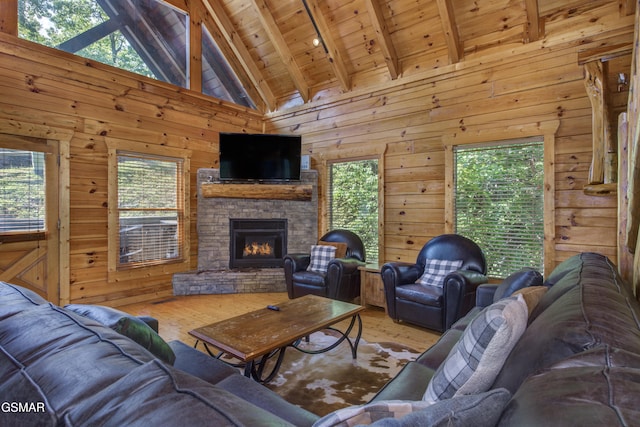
219 133 302 181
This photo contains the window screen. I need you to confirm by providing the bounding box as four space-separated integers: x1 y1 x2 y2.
454 139 544 278
117 152 184 268
328 159 378 263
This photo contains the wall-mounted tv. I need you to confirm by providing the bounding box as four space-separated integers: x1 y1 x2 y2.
219 133 302 181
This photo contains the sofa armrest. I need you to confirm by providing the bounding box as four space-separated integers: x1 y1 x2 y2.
476 283 500 307
138 315 159 333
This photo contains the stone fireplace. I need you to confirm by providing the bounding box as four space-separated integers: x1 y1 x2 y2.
172 169 318 295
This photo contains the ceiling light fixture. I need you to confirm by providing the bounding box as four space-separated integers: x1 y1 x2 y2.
301 0 328 53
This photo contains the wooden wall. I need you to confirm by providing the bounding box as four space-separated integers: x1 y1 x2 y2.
0 2 636 305
0 33 263 306
265 2 635 274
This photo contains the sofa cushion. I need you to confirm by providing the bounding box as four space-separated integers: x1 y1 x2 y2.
0 303 160 420
307 244 337 273
0 350 58 426
416 259 463 287
370 362 437 402
497 349 640 426
217 373 320 426
511 286 547 315
65 304 176 365
314 388 511 427
423 295 527 403
493 258 640 393
64 359 298 426
0 281 47 319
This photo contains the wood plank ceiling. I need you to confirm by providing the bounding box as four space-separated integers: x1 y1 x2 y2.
175 0 634 112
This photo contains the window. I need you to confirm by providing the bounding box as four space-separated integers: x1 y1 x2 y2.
18 0 255 108
328 159 379 263
115 151 185 269
454 139 544 278
0 148 46 239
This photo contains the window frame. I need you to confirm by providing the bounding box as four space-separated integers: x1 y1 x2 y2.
106 139 190 280
444 121 558 277
324 153 385 264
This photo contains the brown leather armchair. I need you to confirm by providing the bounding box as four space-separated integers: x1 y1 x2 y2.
381 234 488 332
283 229 365 302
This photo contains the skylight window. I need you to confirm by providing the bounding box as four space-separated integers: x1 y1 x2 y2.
18 0 255 108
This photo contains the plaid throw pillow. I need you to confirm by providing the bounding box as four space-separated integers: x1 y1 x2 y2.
416 259 463 286
423 294 528 403
307 244 337 273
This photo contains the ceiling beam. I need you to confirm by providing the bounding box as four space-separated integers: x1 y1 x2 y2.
0 0 18 36
436 0 462 64
304 0 351 92
201 0 275 111
250 0 310 103
524 0 544 42
364 0 399 80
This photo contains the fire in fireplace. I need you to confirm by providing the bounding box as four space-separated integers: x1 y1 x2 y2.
229 219 287 269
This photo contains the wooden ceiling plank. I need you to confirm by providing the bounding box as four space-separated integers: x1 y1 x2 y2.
364 0 400 80
250 0 310 103
304 0 351 92
524 0 543 42
201 0 275 111
435 0 462 64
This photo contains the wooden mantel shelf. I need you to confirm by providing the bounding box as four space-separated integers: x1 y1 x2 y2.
201 182 313 201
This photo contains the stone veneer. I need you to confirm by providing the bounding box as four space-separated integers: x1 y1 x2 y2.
172 169 318 295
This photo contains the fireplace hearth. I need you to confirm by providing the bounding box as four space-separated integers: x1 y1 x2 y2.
229 219 287 269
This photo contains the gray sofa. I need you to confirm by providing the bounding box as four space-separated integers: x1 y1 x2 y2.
3 252 640 426
370 252 640 425
0 281 319 426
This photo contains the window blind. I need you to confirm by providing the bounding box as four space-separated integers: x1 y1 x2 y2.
0 148 46 234
117 152 184 267
454 139 544 278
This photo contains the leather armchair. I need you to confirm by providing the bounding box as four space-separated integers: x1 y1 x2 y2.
381 234 488 332
283 229 366 302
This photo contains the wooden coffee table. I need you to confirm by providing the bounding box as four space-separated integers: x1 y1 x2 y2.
189 294 365 383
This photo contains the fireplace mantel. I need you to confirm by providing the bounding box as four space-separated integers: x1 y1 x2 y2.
201 182 313 201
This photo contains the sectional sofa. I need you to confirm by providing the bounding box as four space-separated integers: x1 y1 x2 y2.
1 252 639 426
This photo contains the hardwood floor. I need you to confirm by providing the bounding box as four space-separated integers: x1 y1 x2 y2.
120 293 441 353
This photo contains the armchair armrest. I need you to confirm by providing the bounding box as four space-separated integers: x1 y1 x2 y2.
283 253 310 273
442 269 489 330
381 262 423 321
326 258 366 301
381 262 423 286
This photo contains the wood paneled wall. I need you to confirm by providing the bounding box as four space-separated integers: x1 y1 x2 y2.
0 2 636 305
0 33 263 306
266 2 635 273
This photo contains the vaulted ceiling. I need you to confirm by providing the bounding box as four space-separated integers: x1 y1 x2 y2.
170 0 634 112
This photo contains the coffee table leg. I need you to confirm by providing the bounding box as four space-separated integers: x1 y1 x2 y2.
248 347 288 384
291 313 363 359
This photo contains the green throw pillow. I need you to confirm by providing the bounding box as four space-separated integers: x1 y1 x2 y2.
65 304 175 365
113 317 176 365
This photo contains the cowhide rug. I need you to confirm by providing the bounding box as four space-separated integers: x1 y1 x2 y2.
262 331 421 416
